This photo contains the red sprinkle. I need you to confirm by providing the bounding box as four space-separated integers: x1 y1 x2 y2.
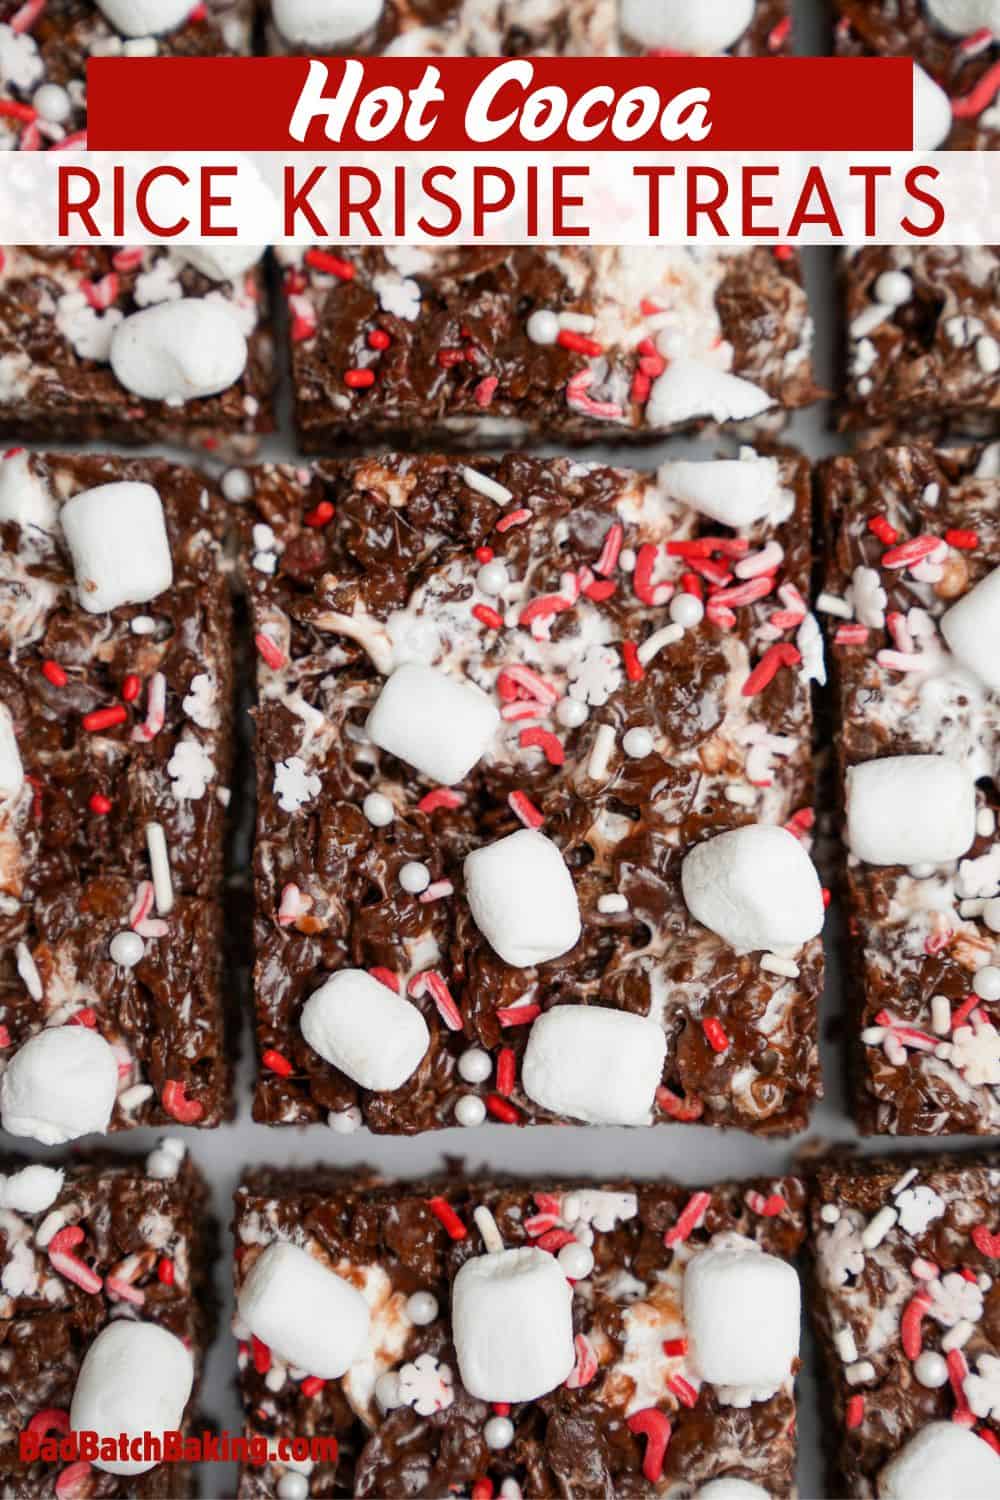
418 788 463 815
835 624 870 646
867 515 898 545
471 1481 494 1500
901 1290 932 1360
972 1223 1000 1258
627 1409 672 1483
702 1017 730 1054
427 1196 467 1240
474 376 499 408
344 368 375 390
557 328 603 357
952 59 1000 117
157 1257 175 1286
254 632 286 671
262 1048 293 1077
367 328 391 350
595 522 623 577
664 1191 712 1248
486 1093 521 1124
846 1395 865 1430
82 705 127 733
583 577 617 602
655 1086 704 1122
48 1226 102 1295
251 1335 271 1374
161 1079 204 1125
496 508 532 534
948 1348 976 1426
667 1374 698 1409
472 603 504 630
496 1003 541 1028
54 1463 92 1500
121 673 141 703
300 1375 326 1398
27 1409 71 1441
745 1191 787 1217
881 535 941 569
88 793 112 816
304 249 354 280
519 727 565 766
304 500 335 528
742 642 801 698
496 1047 516 1098
42 660 67 687
945 528 980 550
475 546 494 564
621 640 645 683
662 1337 688 1358
508 790 544 829
369 967 400 992
567 1332 599 1389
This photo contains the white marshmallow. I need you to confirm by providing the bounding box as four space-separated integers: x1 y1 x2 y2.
238 1241 370 1379
681 826 825 955
925 0 1000 38
96 0 193 36
620 0 754 52
846 756 976 866
684 1235 800 1389
299 969 429 1092
70 1322 194 1477
452 1247 574 1401
180 246 264 282
941 565 1000 693
464 829 581 968
877 1422 1000 1500
658 454 785 530
647 362 773 429
0 703 23 797
0 1164 63 1214
696 1484 770 1500
367 664 500 786
0 449 55 531
913 64 954 151
110 299 248 404
521 1005 666 1125
60 482 173 615
0 1026 118 1145
273 0 383 46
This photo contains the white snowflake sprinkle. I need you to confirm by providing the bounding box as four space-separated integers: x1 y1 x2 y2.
818 1217 865 1289
134 258 182 308
796 613 826 687
965 1354 1000 1422
929 1271 984 1330
273 757 321 813
54 293 123 362
946 1021 1000 1088
182 673 219 730
397 1354 454 1416
0 24 44 91
373 272 422 322
567 645 622 707
895 1185 945 1236
848 565 887 630
167 740 215 801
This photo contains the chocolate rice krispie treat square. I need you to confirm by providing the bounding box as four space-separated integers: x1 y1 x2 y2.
238 449 824 1135
233 1166 806 1498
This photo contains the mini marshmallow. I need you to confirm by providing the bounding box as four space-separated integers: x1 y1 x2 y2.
647 362 773 429
238 1241 371 1379
913 64 953 150
941 564 1000 693
0 449 55 531
61 482 172 615
299 968 429 1091
0 703 23 797
367 663 500 786
659 454 785 530
1 1026 119 1145
70 1322 194 1477
925 0 1000 38
681 826 825 955
96 0 193 35
697 1484 771 1500
110 299 248 404
846 756 976 866
180 246 264 282
521 1005 666 1125
0 1163 63 1214
464 829 581 968
620 0 754 52
273 0 383 45
877 1421 1000 1500
684 1234 800 1389
452 1247 575 1401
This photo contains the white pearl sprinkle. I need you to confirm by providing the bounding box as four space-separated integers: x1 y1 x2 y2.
477 561 508 596
458 1048 492 1084
914 1350 949 1389
221 467 253 503
375 1372 402 1411
109 930 145 968
363 792 394 827
406 1291 439 1325
277 1474 309 1500
974 965 1000 1002
557 1241 594 1280
977 335 1000 375
622 727 654 759
399 861 431 894
526 309 559 345
873 269 912 307
484 1416 515 1451
984 897 1000 933
131 615 157 635
327 1105 361 1134
598 893 629 914
619 548 636 572
556 698 589 729
669 593 705 628
32 83 72 123
455 1094 487 1128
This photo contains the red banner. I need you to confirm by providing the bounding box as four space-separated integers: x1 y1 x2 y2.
87 56 914 153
